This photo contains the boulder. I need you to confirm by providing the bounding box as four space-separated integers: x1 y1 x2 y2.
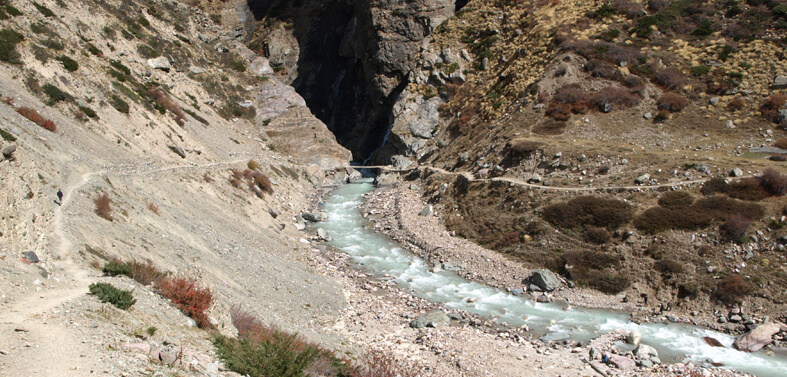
772 75 787 89
317 228 332 242
294 215 307 230
633 344 658 358
418 205 433 217
605 353 636 370
189 66 206 74
250 56 274 75
730 167 743 177
528 174 541 183
167 144 188 158
147 56 171 71
733 322 780 352
301 212 324 222
374 173 398 186
23 251 39 263
529 269 560 292
410 310 450 328
635 174 650 184
2 143 16 157
346 168 362 182
627 330 642 345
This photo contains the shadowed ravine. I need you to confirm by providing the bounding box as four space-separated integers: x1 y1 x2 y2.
318 179 787 377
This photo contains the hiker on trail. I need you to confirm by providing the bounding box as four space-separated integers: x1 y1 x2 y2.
57 189 63 205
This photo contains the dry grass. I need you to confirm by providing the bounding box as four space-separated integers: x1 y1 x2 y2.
657 92 689 112
94 192 112 221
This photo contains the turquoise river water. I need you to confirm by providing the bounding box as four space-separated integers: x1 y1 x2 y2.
317 179 787 377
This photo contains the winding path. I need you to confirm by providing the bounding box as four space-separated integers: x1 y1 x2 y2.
354 165 726 192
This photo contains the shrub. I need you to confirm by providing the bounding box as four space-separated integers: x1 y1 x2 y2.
701 177 729 196
148 202 160 215
58 55 78 72
635 195 763 234
43 84 72 105
585 226 611 244
655 68 686 90
597 164 610 175
760 94 787 123
690 65 711 76
110 95 129 114
546 86 589 120
654 260 684 275
17 106 56 132
0 128 16 142
351 349 431 377
79 106 98 119
148 86 187 126
761 168 787 196
713 274 751 305
727 177 769 201
509 139 544 158
89 282 136 310
590 87 641 112
542 196 633 230
32 2 54 17
769 154 787 161
727 97 746 111
648 0 671 11
94 192 112 221
103 259 131 277
127 260 164 286
657 92 689 112
156 276 213 328
658 191 694 209
720 214 750 243
214 307 349 377
247 160 259 170
0 28 24 63
775 138 787 149
615 0 644 19
252 171 273 193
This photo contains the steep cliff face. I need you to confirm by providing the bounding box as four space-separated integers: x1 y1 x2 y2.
243 0 455 160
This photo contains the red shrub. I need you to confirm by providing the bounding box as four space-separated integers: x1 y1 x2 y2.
760 94 787 123
156 276 213 328
17 106 57 132
655 68 687 90
657 92 689 112
547 86 590 120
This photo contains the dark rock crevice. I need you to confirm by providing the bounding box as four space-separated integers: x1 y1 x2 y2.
246 0 454 160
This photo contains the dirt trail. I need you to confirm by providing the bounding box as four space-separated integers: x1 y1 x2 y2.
358 165 724 191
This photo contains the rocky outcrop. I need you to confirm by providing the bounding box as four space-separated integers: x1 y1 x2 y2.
410 310 450 328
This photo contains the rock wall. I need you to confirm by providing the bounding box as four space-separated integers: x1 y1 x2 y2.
241 0 456 160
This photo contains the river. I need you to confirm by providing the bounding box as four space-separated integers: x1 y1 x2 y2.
317 178 787 377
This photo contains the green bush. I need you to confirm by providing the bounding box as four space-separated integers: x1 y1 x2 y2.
110 95 130 114
0 28 24 63
58 55 78 72
32 2 54 18
79 106 98 118
0 128 16 142
690 65 711 76
43 84 72 105
89 282 136 310
102 260 131 277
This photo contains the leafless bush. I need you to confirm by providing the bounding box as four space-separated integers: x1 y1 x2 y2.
590 87 641 111
586 226 611 244
509 139 544 157
761 168 787 196
722 22 751 40
615 0 644 19
727 97 746 111
713 274 751 305
94 192 112 221
648 0 671 11
774 138 787 149
597 164 610 175
351 349 432 377
148 86 188 127
720 214 750 242
760 94 787 123
657 92 689 112
547 86 589 120
655 68 687 90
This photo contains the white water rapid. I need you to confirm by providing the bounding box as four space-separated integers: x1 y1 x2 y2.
317 179 787 377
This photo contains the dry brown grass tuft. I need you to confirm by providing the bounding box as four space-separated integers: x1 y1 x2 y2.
148 202 160 215
727 97 746 111
94 192 112 221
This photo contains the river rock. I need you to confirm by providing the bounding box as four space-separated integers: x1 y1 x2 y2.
317 228 332 242
730 167 743 177
418 205 433 217
529 269 560 292
733 322 781 352
2 143 16 157
635 174 650 184
606 353 636 370
410 310 450 328
295 215 306 230
627 330 642 345
773 75 787 89
634 344 658 358
301 212 324 222
346 168 362 182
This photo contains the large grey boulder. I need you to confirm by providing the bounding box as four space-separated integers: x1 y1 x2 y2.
147 56 171 71
635 174 650 184
733 322 781 352
529 269 560 292
301 212 324 222
410 310 450 328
